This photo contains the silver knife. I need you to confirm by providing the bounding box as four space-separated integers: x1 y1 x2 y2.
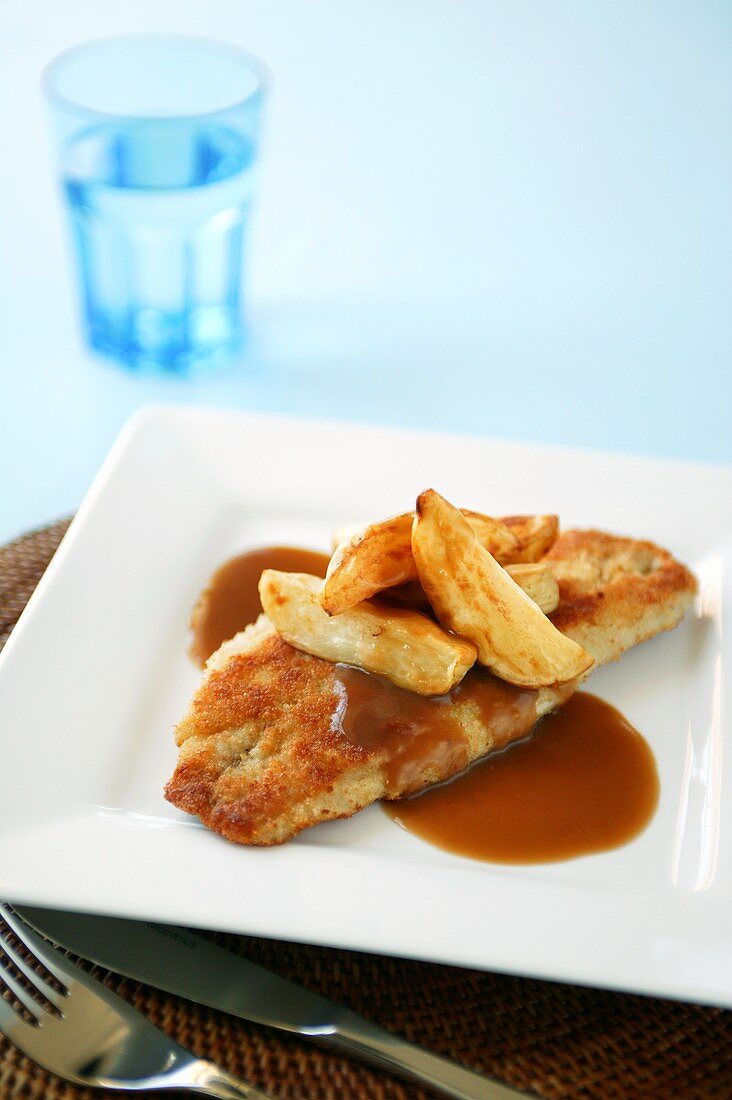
15 906 524 1100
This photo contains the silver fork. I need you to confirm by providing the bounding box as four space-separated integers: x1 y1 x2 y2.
0 904 272 1098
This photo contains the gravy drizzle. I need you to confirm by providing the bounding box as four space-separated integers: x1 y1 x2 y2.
331 665 538 798
189 545 330 666
383 692 660 863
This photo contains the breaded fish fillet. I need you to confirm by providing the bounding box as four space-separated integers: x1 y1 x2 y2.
546 529 696 664
165 530 696 845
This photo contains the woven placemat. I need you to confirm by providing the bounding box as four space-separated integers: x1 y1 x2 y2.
0 520 730 1100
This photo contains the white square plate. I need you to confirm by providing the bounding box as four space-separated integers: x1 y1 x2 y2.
1 406 730 1006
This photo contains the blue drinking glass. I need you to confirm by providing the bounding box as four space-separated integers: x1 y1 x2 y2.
43 35 268 375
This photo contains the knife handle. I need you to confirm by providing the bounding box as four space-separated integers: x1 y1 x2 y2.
325 1010 526 1099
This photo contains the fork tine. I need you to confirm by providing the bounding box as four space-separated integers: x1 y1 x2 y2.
0 953 43 1022
0 984 35 1031
0 930 66 1010
0 906 68 986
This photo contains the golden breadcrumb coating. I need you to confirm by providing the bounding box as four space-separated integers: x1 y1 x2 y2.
545 530 696 665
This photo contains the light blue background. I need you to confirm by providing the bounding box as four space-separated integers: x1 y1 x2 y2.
1 0 730 545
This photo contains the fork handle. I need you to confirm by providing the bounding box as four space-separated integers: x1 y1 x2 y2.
183 1059 274 1099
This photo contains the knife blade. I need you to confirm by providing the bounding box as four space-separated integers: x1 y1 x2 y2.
15 906 524 1100
16 905 341 1036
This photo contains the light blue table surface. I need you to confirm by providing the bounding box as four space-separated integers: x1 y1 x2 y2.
1 0 730 546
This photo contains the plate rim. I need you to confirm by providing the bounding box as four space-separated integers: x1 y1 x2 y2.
1 403 730 1008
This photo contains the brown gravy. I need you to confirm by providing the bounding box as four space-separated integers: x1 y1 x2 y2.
189 546 330 666
332 665 539 797
383 692 660 863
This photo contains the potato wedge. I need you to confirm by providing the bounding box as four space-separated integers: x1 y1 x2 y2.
333 512 558 560
384 567 559 615
259 570 477 695
331 522 364 550
461 511 521 560
504 563 560 615
322 509 519 615
322 512 416 616
412 490 594 687
500 514 559 563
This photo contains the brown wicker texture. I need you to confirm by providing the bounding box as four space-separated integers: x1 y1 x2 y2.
0 519 730 1100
